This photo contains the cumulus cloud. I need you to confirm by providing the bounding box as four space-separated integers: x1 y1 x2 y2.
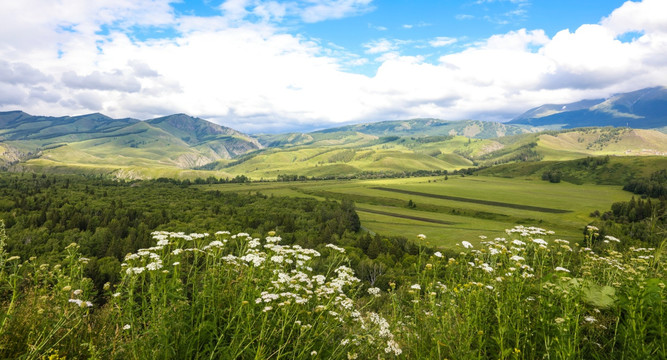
0 0 666 132
0 60 52 85
62 70 142 93
602 0 667 35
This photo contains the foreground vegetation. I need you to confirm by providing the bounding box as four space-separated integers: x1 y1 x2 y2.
0 221 664 359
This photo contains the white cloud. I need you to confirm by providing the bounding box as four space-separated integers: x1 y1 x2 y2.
363 39 398 54
0 0 666 132
429 37 458 47
602 0 667 35
62 70 142 92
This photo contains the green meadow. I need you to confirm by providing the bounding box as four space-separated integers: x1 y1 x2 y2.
202 174 634 248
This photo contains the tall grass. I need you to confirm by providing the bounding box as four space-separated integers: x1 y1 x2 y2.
0 220 665 359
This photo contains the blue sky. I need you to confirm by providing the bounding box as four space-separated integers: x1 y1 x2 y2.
0 0 665 133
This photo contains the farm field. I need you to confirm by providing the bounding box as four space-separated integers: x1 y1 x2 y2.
201 175 634 248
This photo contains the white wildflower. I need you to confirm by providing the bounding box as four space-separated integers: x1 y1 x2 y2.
326 243 345 253
461 241 473 249
533 238 548 246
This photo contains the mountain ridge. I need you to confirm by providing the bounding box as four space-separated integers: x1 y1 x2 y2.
509 86 667 129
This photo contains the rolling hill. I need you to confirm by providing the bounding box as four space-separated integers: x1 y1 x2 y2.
509 86 667 129
0 111 262 176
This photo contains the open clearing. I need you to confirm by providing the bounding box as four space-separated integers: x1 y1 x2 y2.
202 175 635 248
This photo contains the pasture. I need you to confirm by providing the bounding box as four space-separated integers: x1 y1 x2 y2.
202 174 634 248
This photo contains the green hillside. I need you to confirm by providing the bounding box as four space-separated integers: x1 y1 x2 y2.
0 111 262 177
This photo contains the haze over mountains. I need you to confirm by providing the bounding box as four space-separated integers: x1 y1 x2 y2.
0 87 665 179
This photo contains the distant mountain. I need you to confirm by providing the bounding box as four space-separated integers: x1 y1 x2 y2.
256 119 533 148
0 111 262 172
315 119 531 138
509 87 667 129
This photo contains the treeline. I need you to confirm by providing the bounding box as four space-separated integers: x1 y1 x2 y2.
623 169 667 198
0 173 430 293
589 170 666 246
155 174 250 185
277 168 482 182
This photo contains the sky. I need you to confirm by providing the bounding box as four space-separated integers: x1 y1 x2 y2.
1 0 666 133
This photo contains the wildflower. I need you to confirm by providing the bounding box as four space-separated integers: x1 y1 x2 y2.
311 350 317 356
410 284 421 290
555 267 570 273
112 292 121 297
585 316 596 323
367 287 381 297
173 262 180 266
7 256 20 261
461 241 473 249
417 234 426 240
480 263 494 273
510 255 525 262
555 317 565 324
62 286 72 292
533 238 548 246
73 289 83 296
384 339 402 356
604 235 620 243
433 251 442 258
325 244 345 253
123 324 131 330
263 306 273 312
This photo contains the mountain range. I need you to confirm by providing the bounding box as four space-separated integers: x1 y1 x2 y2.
0 87 665 179
510 86 667 129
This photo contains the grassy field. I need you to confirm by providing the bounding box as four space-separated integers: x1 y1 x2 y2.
201 175 634 248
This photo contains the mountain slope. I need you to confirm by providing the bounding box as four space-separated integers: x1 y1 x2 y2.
509 87 667 128
314 119 531 138
0 111 263 175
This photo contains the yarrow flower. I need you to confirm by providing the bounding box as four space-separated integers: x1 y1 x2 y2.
410 284 421 290
461 241 473 249
555 267 570 273
325 244 345 253
433 251 442 258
